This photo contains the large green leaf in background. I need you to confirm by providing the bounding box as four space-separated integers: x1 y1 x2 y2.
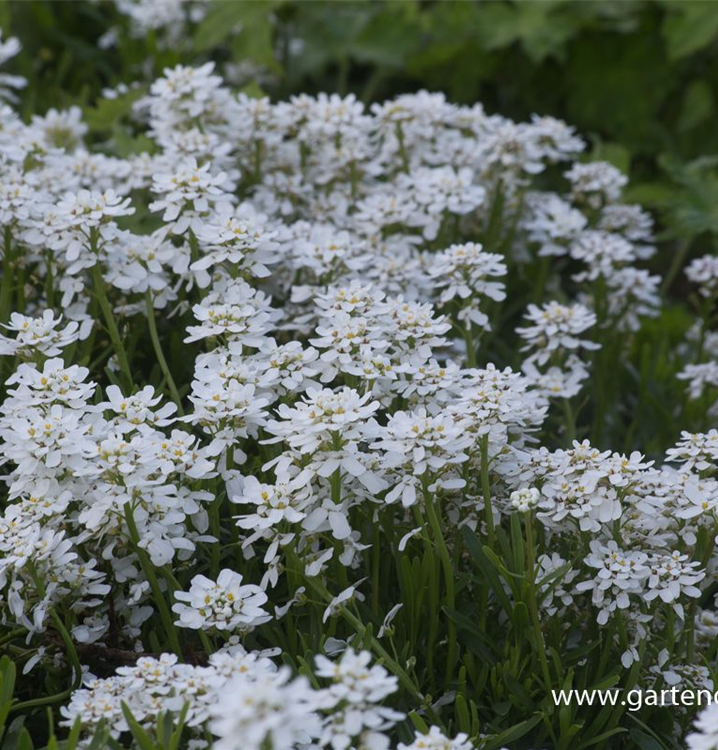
662 0 718 60
473 1 577 63
564 11 672 155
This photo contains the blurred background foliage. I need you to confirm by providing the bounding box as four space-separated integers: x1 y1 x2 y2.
3 0 718 309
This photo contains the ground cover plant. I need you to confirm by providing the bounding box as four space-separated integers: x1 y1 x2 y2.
4 4 718 750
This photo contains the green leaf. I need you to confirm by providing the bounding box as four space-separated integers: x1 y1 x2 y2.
508 513 525 575
444 607 498 663
678 79 714 132
575 728 628 749
482 714 544 750
455 693 472 734
663 1 718 60
240 82 267 100
625 712 684 750
349 3 422 68
408 711 430 735
627 728 665 750
480 1 577 63
230 12 281 73
193 1 276 52
16 728 33 750
2 717 28 750
121 702 157 750
64 717 83 750
651 155 718 237
193 3 237 51
168 704 189 750
512 601 531 641
0 656 17 738
503 672 536 712
587 142 631 175
87 721 112 750
460 527 513 615
83 86 146 133
565 15 671 154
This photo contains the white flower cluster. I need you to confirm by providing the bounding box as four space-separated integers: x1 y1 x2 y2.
62 646 470 750
0 38 713 748
0 356 219 640
517 301 599 399
103 1 208 49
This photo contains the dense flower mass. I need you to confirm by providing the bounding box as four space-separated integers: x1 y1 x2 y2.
0 29 717 750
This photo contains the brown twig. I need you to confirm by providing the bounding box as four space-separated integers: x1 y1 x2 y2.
48 632 207 673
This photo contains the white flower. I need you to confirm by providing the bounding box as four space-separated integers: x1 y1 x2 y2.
575 541 649 625
522 192 587 257
209 668 321 750
570 230 636 282
0 161 34 224
398 726 475 750
173 569 270 632
265 387 380 454
522 359 588 400
322 582 366 623
0 31 26 102
428 242 506 307
55 189 134 232
0 403 96 482
517 301 599 366
644 551 704 617
150 157 233 234
232 470 313 530
184 278 280 349
565 161 627 208
678 362 718 401
315 649 403 749
377 603 403 638
537 553 578 616
667 431 718 472
51 189 134 271
686 254 718 298
4 358 95 409
510 487 540 512
99 384 176 432
191 208 279 282
687 703 718 750
0 311 92 358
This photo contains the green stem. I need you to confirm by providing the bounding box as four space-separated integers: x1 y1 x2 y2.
660 238 691 295
0 226 13 325
480 435 495 545
288 549 427 707
145 290 183 415
0 226 13 392
532 256 550 304
463 319 477 368
10 687 75 714
422 478 457 686
50 609 83 690
26 562 83 690
371 520 381 615
123 503 183 658
92 263 133 393
209 495 221 578
524 514 552 690
330 432 343 504
45 251 55 309
0 628 25 648
395 123 410 174
563 398 576 445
